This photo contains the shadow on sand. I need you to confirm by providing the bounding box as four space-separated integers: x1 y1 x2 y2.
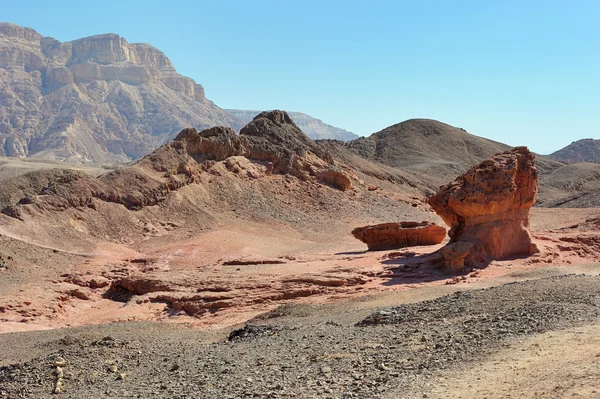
334 250 369 256
378 251 450 286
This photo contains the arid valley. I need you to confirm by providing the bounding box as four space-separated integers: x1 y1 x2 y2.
1 16 600 399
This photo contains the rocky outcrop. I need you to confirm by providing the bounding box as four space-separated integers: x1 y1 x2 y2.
549 138 600 164
0 111 354 217
0 22 242 162
170 111 353 190
351 221 446 251
227 109 359 141
428 147 539 271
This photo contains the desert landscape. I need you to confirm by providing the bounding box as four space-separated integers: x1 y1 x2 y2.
1 15 600 399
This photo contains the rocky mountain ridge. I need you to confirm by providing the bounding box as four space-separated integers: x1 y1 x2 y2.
0 110 415 225
226 109 359 141
549 138 600 164
0 22 243 163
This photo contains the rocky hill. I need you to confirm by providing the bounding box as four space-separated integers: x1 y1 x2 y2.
227 109 358 141
338 118 600 206
0 111 429 244
0 22 243 163
549 139 600 164
344 119 513 187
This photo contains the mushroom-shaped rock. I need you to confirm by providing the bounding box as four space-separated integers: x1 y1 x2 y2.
352 221 446 251
428 147 539 271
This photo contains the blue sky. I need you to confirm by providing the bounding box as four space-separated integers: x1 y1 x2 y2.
3 0 599 154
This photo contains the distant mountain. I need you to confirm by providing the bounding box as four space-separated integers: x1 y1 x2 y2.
226 109 358 141
344 119 512 186
0 23 243 163
549 139 600 164
339 118 600 207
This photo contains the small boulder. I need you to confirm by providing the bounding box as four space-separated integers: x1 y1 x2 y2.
352 221 446 251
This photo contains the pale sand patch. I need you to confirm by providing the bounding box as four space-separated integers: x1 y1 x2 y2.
424 323 600 399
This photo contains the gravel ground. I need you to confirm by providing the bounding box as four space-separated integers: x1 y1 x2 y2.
1 274 600 398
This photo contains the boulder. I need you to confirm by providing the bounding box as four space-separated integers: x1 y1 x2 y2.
352 221 446 251
428 147 539 271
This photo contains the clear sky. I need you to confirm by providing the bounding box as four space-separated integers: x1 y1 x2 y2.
3 0 599 154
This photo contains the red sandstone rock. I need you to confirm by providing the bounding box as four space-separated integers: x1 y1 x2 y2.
351 221 446 251
440 242 473 274
428 147 539 271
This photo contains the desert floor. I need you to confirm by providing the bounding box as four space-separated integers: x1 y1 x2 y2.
1 207 600 398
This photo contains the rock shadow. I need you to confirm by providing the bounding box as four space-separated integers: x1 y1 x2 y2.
377 249 491 286
377 251 447 286
334 250 369 256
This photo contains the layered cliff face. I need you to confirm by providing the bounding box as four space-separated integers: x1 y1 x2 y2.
0 23 242 163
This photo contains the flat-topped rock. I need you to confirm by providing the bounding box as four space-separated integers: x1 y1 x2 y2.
352 221 446 251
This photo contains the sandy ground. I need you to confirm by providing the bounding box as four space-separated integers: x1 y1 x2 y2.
1 207 600 335
426 323 600 399
1 203 600 397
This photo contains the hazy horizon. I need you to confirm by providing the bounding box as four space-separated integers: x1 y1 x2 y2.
3 0 598 154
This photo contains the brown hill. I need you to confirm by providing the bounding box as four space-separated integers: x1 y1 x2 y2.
342 118 600 206
0 23 243 163
0 111 430 247
549 139 600 164
346 119 511 187
538 162 600 207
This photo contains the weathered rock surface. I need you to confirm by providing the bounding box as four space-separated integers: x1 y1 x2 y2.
0 22 242 163
227 109 359 141
0 111 354 217
170 110 353 190
351 221 446 250
549 138 600 164
429 147 539 270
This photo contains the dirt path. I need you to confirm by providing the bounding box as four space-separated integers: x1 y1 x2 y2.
425 324 600 399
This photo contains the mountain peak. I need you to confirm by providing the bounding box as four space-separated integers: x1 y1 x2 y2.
227 109 358 141
0 22 41 41
549 138 600 164
0 24 242 162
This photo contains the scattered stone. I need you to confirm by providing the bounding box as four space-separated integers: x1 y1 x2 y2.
1 275 600 398
228 325 281 341
53 357 67 394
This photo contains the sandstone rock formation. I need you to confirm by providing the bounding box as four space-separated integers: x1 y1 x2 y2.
428 147 539 272
227 109 359 141
351 221 446 251
0 22 242 163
